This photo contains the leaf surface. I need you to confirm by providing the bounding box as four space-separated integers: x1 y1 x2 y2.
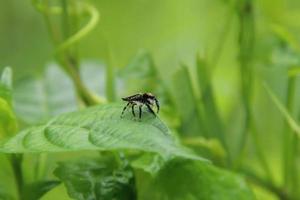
0 67 17 138
136 159 255 200
0 67 13 104
54 156 136 200
0 103 205 161
13 64 77 124
13 62 107 124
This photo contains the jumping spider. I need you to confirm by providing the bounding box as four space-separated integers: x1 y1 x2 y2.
121 93 160 119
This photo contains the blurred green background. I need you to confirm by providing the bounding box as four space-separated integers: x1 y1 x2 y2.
1 0 300 199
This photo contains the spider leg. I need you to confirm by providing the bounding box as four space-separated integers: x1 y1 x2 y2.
139 105 143 120
131 104 136 118
146 103 156 117
121 102 130 117
154 98 160 113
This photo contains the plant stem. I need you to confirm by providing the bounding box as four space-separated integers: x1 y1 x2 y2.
40 0 60 46
9 154 23 199
250 119 274 181
235 0 273 181
196 57 230 165
34 0 103 106
210 0 236 70
282 76 297 193
58 56 100 106
61 0 70 40
105 40 116 102
290 136 298 197
34 153 48 180
235 0 254 161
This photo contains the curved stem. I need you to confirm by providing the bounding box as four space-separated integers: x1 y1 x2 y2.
33 0 105 106
234 0 273 182
56 2 100 53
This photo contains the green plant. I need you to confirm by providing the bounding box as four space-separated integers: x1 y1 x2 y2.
0 61 254 199
1 0 300 200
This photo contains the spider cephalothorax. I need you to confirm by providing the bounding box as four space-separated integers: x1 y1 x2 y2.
121 93 160 119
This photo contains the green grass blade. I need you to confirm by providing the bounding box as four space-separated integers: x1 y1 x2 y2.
172 65 205 137
196 57 227 147
264 83 300 138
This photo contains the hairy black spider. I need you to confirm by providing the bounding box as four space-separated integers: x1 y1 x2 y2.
121 93 159 119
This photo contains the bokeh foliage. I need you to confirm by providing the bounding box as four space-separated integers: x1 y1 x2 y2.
1 0 300 199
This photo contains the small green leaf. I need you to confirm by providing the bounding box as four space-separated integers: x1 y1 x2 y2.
22 180 61 200
0 67 17 139
136 159 255 200
0 67 13 104
0 103 206 161
0 99 18 139
183 137 227 160
54 157 136 200
131 154 166 176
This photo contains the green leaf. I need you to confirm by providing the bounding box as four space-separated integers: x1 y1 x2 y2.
182 137 227 160
172 65 205 136
0 67 13 104
13 62 107 124
54 156 136 200
0 99 18 139
13 64 78 124
196 57 226 145
22 180 61 200
120 51 175 116
136 159 255 200
0 67 18 139
119 50 156 79
271 24 300 52
80 60 106 97
0 103 206 161
119 50 158 93
40 183 72 200
131 153 166 176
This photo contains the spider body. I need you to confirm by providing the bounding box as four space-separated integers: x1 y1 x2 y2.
121 93 159 119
